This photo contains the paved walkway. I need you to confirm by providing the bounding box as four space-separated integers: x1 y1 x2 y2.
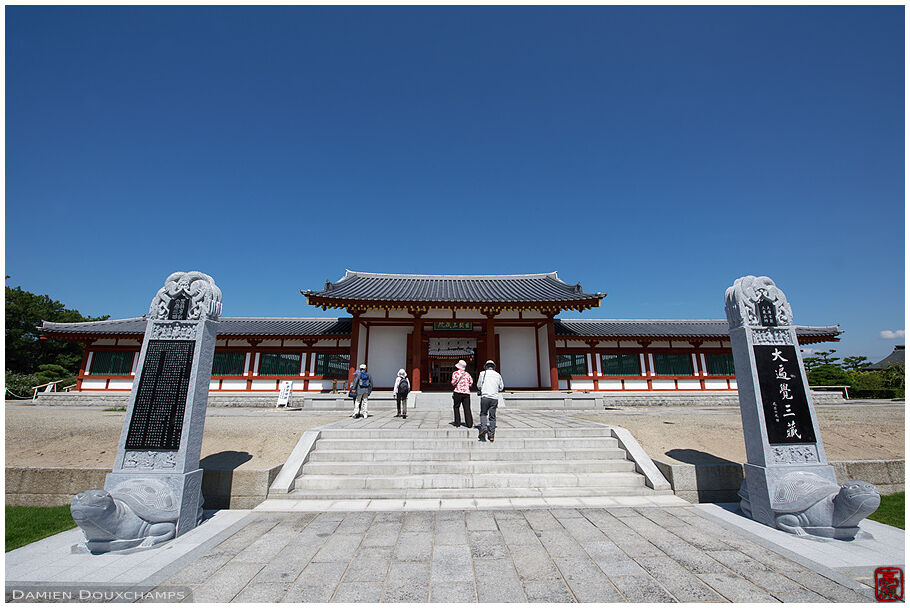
154 506 874 603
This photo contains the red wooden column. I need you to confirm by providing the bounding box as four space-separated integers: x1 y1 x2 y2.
484 311 496 363
347 312 361 386
546 314 559 390
76 342 92 391
410 310 425 391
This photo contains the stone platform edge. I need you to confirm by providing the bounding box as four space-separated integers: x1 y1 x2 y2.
653 458 905 503
31 389 847 408
5 465 282 509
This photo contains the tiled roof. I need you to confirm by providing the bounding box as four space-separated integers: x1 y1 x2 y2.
42 316 840 344
867 345 904 370
303 270 604 308
41 317 352 337
556 319 842 342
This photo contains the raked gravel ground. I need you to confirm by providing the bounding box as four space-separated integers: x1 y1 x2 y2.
5 401 903 470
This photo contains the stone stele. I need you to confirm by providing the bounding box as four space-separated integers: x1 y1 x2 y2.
725 275 880 540
70 271 222 553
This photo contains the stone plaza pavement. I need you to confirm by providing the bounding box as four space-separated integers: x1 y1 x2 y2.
154 506 875 602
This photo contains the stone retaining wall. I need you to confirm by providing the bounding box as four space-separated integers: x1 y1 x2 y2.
653 458 905 503
32 389 847 409
5 465 281 509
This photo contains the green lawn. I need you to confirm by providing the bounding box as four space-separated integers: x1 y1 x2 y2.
6 505 77 552
867 492 904 529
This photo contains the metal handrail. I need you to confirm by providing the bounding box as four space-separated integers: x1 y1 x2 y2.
810 385 850 399
31 378 77 402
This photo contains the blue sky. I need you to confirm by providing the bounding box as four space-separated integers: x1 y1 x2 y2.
6 6 904 362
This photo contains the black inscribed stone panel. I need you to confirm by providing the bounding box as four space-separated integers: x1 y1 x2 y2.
757 299 777 327
125 340 195 450
168 297 189 320
753 344 815 445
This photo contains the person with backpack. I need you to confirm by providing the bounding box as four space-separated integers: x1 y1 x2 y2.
477 360 504 442
450 359 474 428
392 369 410 419
351 363 372 419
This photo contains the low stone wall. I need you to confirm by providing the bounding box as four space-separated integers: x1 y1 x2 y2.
5 465 282 509
32 389 847 409
653 458 905 503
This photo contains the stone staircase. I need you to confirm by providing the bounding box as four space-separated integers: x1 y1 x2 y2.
269 411 672 501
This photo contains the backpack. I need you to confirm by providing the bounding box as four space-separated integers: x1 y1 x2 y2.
397 377 410 396
358 372 372 388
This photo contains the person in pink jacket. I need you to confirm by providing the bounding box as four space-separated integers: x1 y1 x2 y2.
450 360 474 428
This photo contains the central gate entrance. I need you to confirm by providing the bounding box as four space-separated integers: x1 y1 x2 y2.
423 336 479 391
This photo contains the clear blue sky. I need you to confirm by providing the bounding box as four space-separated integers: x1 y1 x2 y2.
6 6 904 362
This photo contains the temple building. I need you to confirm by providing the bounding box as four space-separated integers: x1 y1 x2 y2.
41 271 841 394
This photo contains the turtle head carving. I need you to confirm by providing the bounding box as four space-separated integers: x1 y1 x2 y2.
71 489 116 522
833 480 880 528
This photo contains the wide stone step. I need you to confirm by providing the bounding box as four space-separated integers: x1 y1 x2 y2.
306 447 629 462
316 427 612 439
301 459 636 476
275 486 667 499
313 437 619 450
293 472 646 491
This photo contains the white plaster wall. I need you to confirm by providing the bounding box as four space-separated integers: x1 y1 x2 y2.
108 380 134 390
600 380 623 390
292 381 305 391
284 339 307 347
366 325 409 386
572 380 595 390
81 379 107 390
677 379 701 390
729 380 738 389
497 327 537 387
221 380 247 391
522 311 546 319
558 379 569 390
624 380 648 390
209 381 220 390
652 380 676 390
455 310 484 319
704 380 729 389
307 380 325 391
252 380 277 390
537 326 550 388
424 310 453 319
355 323 367 367
388 310 413 319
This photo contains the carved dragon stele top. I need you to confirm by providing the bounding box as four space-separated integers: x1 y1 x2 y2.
149 271 222 321
724 275 793 330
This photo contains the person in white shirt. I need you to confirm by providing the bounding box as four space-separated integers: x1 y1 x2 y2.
476 360 504 442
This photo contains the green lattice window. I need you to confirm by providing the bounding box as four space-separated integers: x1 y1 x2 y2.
601 353 640 376
557 353 587 378
89 351 134 375
652 353 693 376
704 353 736 376
212 352 245 376
258 353 301 376
315 353 350 379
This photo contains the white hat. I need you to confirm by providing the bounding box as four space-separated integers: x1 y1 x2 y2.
398 369 407 377
359 364 366 370
484 360 496 369
455 360 467 370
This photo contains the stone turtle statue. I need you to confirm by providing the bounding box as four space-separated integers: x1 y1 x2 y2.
742 471 880 540
70 478 182 553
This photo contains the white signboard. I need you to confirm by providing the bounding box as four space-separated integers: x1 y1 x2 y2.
277 381 293 407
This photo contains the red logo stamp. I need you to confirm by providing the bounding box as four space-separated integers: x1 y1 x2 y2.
875 567 903 602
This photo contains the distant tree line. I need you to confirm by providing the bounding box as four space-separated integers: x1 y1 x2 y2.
802 349 904 399
5 278 108 398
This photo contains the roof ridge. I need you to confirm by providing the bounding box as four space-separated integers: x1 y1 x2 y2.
340 270 560 280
